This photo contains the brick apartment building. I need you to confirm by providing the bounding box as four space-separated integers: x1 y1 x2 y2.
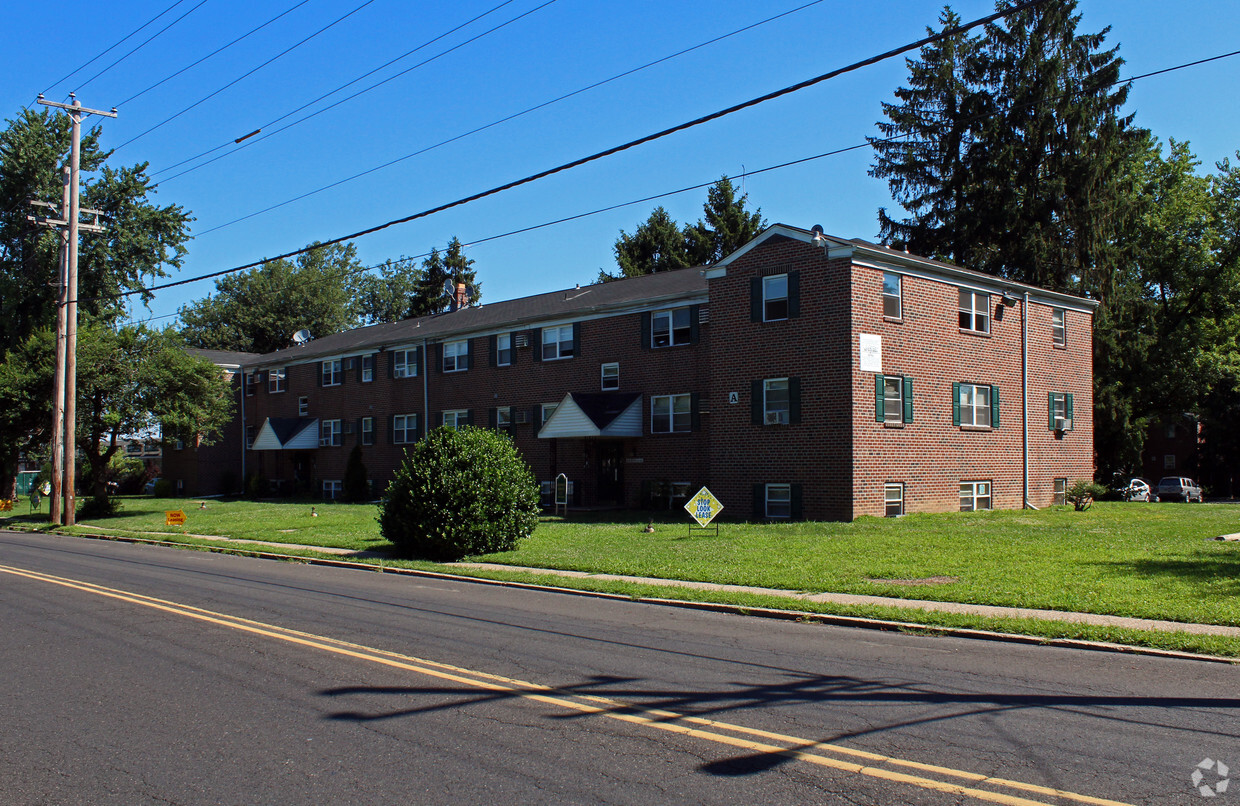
163 224 1096 519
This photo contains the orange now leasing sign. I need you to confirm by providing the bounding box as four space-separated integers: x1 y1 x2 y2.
165 510 187 526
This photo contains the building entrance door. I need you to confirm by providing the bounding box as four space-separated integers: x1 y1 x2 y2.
596 442 623 505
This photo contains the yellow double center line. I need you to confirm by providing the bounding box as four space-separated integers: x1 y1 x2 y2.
0 562 1133 806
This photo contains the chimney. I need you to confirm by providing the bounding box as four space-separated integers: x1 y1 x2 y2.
449 282 469 312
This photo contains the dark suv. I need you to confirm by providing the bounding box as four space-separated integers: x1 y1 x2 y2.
1155 476 1203 503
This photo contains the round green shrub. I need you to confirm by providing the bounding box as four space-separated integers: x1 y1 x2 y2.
378 425 539 561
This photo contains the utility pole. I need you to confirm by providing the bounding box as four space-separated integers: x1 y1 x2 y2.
35 94 115 526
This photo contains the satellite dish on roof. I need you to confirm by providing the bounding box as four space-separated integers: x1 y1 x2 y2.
442 278 455 297
292 329 312 345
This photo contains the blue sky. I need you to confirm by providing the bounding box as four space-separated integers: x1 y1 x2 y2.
2 0 1237 328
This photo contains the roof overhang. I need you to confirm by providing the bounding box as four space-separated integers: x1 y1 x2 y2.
538 392 643 439
251 417 320 450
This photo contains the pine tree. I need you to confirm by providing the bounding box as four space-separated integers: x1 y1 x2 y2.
602 207 690 282
411 237 479 315
684 177 766 265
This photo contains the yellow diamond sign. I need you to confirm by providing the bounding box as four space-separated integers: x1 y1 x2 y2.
684 487 723 526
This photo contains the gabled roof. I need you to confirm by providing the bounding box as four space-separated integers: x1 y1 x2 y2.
251 417 319 450
710 223 1099 312
245 267 707 369
538 392 643 439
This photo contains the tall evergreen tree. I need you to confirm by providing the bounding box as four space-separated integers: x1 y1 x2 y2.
411 237 480 316
685 177 767 265
603 207 690 282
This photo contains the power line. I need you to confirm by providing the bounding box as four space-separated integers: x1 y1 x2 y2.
41 0 190 95
122 44 1240 329
72 0 215 95
112 0 379 152
95 0 1048 303
182 0 828 235
117 0 314 107
150 0 549 180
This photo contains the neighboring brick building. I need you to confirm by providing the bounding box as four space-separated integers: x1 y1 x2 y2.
168 225 1097 519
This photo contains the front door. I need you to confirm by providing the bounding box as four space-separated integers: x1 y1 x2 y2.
596 442 623 506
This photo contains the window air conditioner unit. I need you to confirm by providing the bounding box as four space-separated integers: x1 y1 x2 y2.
515 333 530 348
345 357 356 370
1058 419 1072 431
765 412 786 425
514 410 530 424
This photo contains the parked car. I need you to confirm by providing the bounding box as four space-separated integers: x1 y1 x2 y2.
1119 478 1151 502
1154 476 1203 503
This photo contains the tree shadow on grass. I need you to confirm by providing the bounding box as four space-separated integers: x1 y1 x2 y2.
1093 551 1240 598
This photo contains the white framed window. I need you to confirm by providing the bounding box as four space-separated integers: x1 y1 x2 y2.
321 358 342 386
958 383 992 427
1052 308 1066 346
268 367 286 393
360 354 374 382
245 425 255 450
496 407 512 429
394 348 417 378
322 480 342 500
652 308 691 348
542 325 574 360
496 333 512 366
541 403 557 424
601 362 619 391
763 274 789 322
1049 392 1073 431
958 289 990 333
883 272 902 319
884 483 904 517
959 481 992 512
244 372 257 396
1053 478 1067 506
651 394 692 433
765 484 792 519
883 376 904 423
393 414 418 445
298 396 309 417
442 340 468 372
320 419 342 447
442 409 468 429
360 416 374 446
763 378 790 425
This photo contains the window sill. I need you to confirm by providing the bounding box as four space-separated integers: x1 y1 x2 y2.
882 421 905 429
541 355 573 362
958 328 991 337
883 316 904 324
1052 343 1067 350
322 382 342 388
441 368 467 374
269 389 286 394
959 425 993 432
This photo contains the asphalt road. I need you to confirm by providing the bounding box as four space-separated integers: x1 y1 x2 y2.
1 529 1236 805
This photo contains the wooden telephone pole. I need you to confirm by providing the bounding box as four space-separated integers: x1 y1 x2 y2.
32 94 115 526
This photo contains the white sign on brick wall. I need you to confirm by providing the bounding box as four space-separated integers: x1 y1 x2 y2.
859 334 882 373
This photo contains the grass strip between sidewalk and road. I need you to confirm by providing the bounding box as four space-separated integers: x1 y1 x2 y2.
5 496 1239 658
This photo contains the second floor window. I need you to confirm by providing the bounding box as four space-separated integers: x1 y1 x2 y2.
763 378 790 425
955 383 995 428
651 394 692 433
542 325 574 360
268 367 286 393
763 274 789 321
320 419 342 447
1049 392 1074 431
393 414 418 444
1052 308 1066 345
652 308 691 347
298 396 309 417
878 375 913 424
321 359 342 386
959 289 990 333
496 333 512 366
360 354 374 382
360 416 374 445
601 362 619 391
442 340 468 372
442 409 468 429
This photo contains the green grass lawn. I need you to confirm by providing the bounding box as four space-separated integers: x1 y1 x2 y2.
5 497 1239 631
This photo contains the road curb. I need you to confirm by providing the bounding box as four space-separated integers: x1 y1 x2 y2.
24 527 1239 665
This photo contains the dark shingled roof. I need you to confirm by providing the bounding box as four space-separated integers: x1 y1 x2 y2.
243 266 707 368
188 348 261 366
570 392 643 430
265 417 316 445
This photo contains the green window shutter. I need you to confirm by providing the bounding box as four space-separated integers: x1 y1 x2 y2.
1066 393 1074 430
690 392 700 432
790 484 803 520
750 277 762 322
952 382 961 426
572 322 581 358
489 335 498 366
689 305 700 345
903 376 914 423
991 385 1000 428
789 377 801 424
787 271 800 318
751 379 763 425
1048 392 1057 430
640 312 651 350
753 484 765 520
875 375 885 423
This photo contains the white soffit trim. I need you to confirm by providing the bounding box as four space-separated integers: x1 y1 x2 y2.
853 256 1097 314
708 224 849 278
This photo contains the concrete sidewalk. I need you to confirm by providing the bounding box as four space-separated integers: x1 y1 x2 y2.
75 524 1240 640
